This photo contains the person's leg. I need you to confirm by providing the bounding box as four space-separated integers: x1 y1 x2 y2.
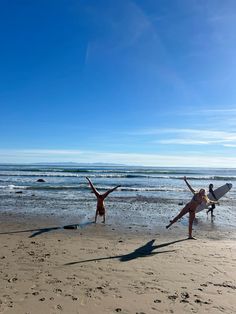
207 205 213 215
102 212 105 223
166 204 189 229
95 209 98 223
102 185 120 199
86 177 100 197
188 211 196 239
211 204 215 217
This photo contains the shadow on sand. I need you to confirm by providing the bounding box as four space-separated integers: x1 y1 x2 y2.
0 221 95 238
65 238 187 265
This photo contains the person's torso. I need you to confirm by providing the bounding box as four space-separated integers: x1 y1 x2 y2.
191 193 203 206
97 197 105 214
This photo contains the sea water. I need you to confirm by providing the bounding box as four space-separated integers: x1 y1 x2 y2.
0 164 235 230
0 164 235 198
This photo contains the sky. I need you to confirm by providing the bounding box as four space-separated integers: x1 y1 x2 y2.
0 0 236 167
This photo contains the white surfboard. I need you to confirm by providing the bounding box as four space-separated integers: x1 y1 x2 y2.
196 183 232 213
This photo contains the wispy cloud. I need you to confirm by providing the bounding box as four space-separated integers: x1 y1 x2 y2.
180 108 236 129
201 108 236 113
85 0 154 60
158 139 209 145
208 13 236 23
223 144 236 148
163 107 236 118
0 149 236 168
16 149 84 155
131 128 236 146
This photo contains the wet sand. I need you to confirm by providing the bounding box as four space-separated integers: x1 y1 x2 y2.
0 211 236 314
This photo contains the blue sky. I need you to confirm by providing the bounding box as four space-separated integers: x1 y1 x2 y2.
0 0 236 167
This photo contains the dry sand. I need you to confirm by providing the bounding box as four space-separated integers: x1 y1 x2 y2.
0 212 236 314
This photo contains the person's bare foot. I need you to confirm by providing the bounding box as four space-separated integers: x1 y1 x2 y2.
166 220 173 229
188 236 197 240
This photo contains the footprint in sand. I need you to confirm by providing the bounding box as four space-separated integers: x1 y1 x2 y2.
168 294 178 301
56 304 63 311
32 292 39 296
39 297 45 301
8 277 18 283
195 299 210 304
181 292 189 299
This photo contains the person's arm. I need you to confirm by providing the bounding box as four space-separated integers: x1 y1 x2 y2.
183 176 195 194
205 195 219 205
86 177 100 197
95 209 98 223
209 200 219 205
210 188 218 201
102 185 121 199
102 211 106 223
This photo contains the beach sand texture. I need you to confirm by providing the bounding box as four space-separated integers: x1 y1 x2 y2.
0 213 236 314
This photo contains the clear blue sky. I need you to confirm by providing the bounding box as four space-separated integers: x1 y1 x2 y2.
1 0 236 167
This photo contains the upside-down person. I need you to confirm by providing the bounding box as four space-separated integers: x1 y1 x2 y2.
86 177 120 223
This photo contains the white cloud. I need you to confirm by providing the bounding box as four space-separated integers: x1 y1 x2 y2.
160 107 236 123
17 149 84 155
223 144 236 147
0 149 236 168
158 139 209 145
132 128 236 146
201 108 236 113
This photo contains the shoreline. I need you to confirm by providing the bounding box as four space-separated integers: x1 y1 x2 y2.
1 191 236 241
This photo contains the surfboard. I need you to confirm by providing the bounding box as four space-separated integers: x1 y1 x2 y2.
63 224 79 229
196 183 232 213
63 222 94 229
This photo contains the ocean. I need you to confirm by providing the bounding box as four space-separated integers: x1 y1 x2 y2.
0 164 235 232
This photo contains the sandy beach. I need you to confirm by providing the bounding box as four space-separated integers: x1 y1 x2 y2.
0 211 236 314
1 0 236 311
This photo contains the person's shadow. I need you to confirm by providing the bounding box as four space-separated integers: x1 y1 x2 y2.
65 238 187 265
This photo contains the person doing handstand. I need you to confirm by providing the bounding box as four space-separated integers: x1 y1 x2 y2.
166 176 218 239
86 177 120 223
206 183 217 218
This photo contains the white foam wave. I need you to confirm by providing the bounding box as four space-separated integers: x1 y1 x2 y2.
0 185 28 190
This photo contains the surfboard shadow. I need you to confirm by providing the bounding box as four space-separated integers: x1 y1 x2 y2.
65 238 187 266
29 227 62 238
0 221 95 238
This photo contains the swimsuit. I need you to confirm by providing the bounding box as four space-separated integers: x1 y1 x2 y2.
98 207 105 216
191 193 203 205
185 193 203 213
